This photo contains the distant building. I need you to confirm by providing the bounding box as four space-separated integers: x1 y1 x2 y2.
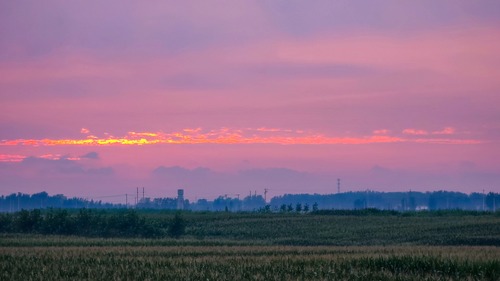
177 189 184 210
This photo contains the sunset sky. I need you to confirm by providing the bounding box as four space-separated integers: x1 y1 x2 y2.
1 1 500 202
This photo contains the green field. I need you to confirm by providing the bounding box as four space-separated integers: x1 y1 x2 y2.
1 210 499 280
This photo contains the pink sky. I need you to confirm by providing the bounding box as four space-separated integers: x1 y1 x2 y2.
1 1 500 201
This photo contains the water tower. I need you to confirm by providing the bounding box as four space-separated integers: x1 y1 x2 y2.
177 189 184 210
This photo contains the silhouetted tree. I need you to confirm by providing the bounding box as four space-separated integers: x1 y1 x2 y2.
354 199 366 209
280 204 287 212
303 203 309 213
264 205 271 213
295 203 302 213
312 202 319 212
168 213 186 238
15 210 35 233
242 195 266 211
409 196 416 211
485 192 499 211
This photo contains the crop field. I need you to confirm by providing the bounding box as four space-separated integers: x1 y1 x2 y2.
180 211 500 246
1 210 499 280
1 242 498 280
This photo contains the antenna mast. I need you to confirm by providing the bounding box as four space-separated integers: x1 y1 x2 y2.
337 178 341 194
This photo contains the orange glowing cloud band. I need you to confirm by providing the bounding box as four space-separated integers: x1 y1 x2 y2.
0 128 482 147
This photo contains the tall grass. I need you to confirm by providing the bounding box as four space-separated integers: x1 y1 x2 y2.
1 245 498 280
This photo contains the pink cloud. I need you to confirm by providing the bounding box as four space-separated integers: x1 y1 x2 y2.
0 154 26 162
414 138 482 145
256 127 293 133
373 129 390 135
403 129 429 135
0 153 84 163
433 127 455 135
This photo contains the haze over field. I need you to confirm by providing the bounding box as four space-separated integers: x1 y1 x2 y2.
1 1 500 200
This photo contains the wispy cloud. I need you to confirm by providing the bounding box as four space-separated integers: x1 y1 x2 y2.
0 127 481 147
0 153 82 162
255 127 293 133
432 127 455 135
403 127 457 136
403 129 429 135
0 154 26 162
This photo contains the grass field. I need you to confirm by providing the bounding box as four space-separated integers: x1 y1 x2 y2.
1 210 499 280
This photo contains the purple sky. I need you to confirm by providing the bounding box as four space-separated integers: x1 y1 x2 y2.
1 1 500 202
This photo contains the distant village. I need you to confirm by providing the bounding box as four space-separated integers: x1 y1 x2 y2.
0 189 498 213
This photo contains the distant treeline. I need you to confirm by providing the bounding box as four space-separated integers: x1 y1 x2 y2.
0 192 119 212
270 191 499 212
0 190 498 212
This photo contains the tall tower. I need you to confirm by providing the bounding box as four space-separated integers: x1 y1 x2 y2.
177 189 184 210
337 178 341 194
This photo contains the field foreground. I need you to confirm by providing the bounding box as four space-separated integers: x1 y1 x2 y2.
1 211 499 280
0 241 499 281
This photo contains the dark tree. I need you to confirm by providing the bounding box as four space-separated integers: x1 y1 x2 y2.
168 213 186 238
264 205 271 213
485 192 499 211
354 199 366 210
303 203 309 213
312 202 319 212
295 203 302 213
409 196 416 211
280 204 287 212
